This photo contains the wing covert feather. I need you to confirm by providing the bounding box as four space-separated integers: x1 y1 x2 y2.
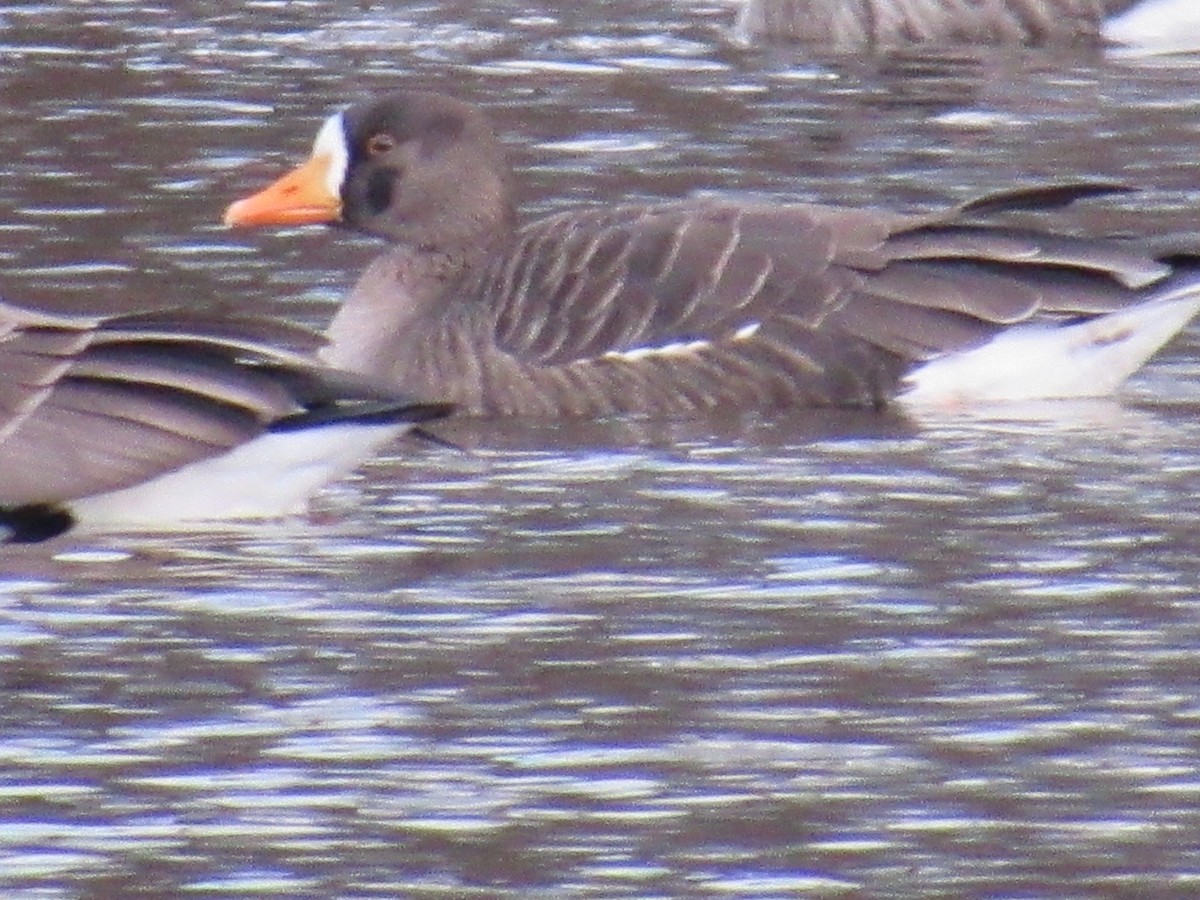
0 298 372 506
488 202 852 365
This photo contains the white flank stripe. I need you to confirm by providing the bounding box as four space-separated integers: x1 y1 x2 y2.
733 321 761 340
603 338 712 362
602 321 760 363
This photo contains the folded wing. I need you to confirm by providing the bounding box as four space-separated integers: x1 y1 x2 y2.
0 299 390 506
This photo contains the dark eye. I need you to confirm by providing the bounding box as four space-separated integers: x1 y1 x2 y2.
366 133 396 156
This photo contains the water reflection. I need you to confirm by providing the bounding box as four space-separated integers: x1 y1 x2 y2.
2 1 1200 897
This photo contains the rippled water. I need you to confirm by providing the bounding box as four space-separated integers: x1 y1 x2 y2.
4 2 1200 897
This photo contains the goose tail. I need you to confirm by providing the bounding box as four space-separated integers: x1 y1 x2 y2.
901 271 1200 410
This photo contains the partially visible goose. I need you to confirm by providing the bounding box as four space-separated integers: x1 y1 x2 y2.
734 0 1200 51
0 298 449 543
224 91 1200 418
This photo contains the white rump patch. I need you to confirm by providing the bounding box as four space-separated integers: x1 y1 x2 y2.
71 420 411 530
312 111 350 195
1104 0 1200 55
901 279 1200 410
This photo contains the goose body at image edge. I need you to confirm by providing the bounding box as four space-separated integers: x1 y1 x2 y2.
733 0 1200 52
0 300 450 543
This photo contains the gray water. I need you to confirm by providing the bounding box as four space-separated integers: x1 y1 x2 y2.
3 2 1200 897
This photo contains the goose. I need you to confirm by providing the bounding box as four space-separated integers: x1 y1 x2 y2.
0 298 449 543
734 0 1200 51
223 90 1200 418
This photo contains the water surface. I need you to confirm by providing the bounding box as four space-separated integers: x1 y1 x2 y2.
3 2 1200 897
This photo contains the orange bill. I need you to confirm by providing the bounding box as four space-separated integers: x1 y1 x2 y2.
223 154 342 227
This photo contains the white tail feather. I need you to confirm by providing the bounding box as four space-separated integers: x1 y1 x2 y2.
901 276 1200 411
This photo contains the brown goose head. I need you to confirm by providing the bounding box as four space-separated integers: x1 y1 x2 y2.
224 91 517 254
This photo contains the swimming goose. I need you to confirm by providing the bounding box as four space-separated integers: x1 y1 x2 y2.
223 91 1200 418
734 0 1195 50
0 298 449 543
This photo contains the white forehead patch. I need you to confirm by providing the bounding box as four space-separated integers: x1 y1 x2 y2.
311 111 349 196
